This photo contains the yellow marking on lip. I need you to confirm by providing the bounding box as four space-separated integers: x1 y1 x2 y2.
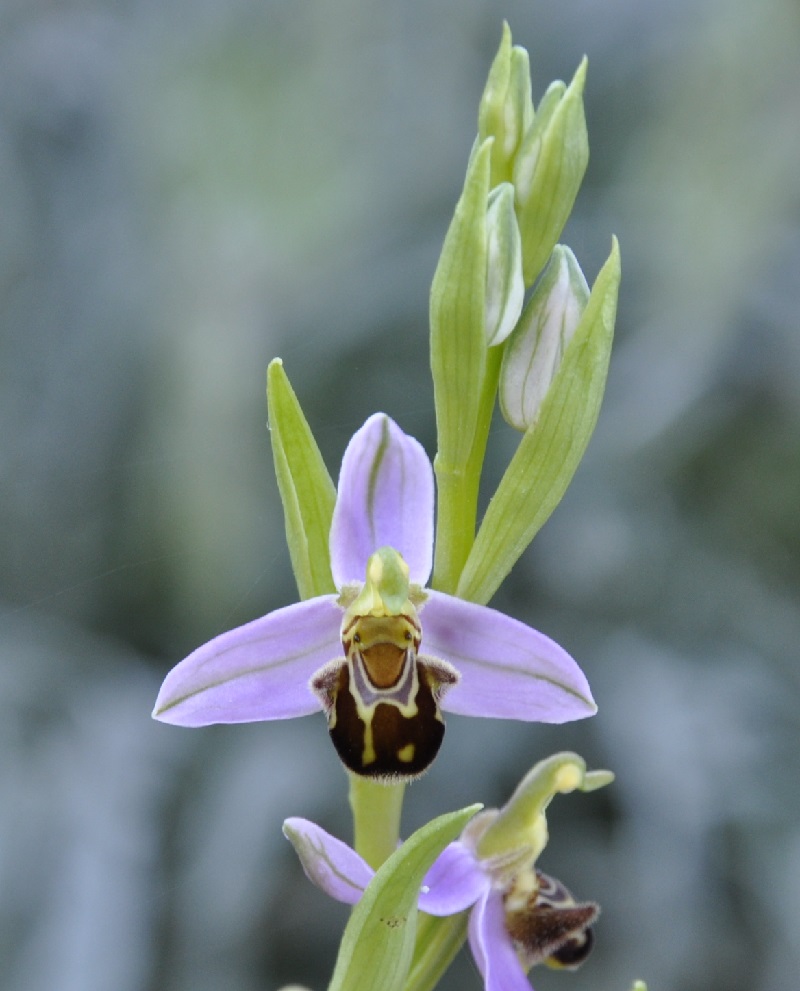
396 743 415 763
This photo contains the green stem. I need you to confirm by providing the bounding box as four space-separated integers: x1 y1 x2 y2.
348 774 406 871
404 912 470 991
432 345 504 595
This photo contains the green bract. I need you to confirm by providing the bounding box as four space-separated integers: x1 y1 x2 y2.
429 139 491 475
457 238 621 605
267 359 337 600
514 59 589 287
326 804 481 991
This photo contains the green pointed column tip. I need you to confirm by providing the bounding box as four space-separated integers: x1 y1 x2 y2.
344 546 416 619
478 22 534 185
266 358 337 600
499 244 590 431
476 752 614 863
513 57 589 287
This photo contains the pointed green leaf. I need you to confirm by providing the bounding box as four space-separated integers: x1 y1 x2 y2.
267 359 337 600
457 238 620 605
327 804 481 991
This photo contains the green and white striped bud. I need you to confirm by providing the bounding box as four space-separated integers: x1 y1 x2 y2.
499 246 589 430
478 22 535 185
485 182 525 346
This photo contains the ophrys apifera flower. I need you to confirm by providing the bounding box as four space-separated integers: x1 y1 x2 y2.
153 415 595 779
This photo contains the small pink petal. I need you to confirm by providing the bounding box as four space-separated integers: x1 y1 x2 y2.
419 841 488 916
283 818 374 906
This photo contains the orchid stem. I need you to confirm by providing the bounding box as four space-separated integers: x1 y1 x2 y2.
348 774 406 871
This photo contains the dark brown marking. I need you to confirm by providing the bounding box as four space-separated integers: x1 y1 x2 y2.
327 662 445 780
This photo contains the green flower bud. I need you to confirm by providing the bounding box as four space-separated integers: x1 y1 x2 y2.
457 238 620 606
485 183 525 346
514 59 589 286
478 22 535 185
499 245 589 430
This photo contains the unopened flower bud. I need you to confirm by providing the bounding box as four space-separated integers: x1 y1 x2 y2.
500 246 589 431
485 183 525 346
478 22 535 184
513 59 589 285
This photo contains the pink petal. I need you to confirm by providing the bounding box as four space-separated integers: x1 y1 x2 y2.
419 841 488 916
421 591 596 722
152 596 341 726
329 414 434 587
469 890 533 991
283 818 374 906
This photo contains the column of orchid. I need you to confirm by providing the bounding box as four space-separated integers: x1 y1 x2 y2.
153 22 645 991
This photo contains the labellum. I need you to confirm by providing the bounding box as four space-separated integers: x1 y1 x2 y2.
503 867 598 971
312 609 458 780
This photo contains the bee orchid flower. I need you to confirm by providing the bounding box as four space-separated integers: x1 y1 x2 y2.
284 753 612 991
153 414 595 779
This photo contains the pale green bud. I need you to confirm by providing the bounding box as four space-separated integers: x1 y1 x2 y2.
478 23 535 185
456 238 620 606
499 245 589 430
485 183 525 346
514 59 589 286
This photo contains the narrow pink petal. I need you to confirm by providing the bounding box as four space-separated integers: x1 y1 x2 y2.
329 414 434 587
421 592 596 722
418 842 489 916
152 596 341 726
283 818 374 906
469 890 533 991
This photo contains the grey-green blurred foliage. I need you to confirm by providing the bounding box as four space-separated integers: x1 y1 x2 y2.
2 1 799 990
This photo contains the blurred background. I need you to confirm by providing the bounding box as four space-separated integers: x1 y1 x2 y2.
1 0 799 989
